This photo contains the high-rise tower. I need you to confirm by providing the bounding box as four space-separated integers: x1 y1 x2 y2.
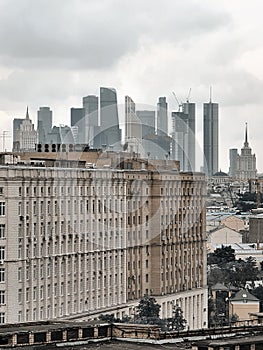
70 108 85 143
229 148 238 177
125 96 142 140
99 87 121 147
37 107 52 144
83 95 99 146
235 123 257 180
157 97 168 136
171 101 196 172
171 111 188 171
136 110 155 138
203 94 219 176
183 102 195 171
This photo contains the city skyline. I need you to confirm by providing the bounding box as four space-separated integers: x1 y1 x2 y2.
0 1 263 172
5 93 260 175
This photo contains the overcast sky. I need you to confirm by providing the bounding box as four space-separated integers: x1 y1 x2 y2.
0 0 263 172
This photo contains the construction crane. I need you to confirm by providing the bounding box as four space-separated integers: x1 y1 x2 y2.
172 92 183 112
186 88 191 103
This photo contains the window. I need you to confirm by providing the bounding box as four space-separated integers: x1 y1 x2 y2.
33 287 37 301
18 268 22 282
18 289 22 303
47 305 50 319
26 265 29 280
40 307 43 320
0 247 5 261
18 224 22 238
18 202 21 216
40 285 44 300
0 312 5 323
26 288 29 302
0 291 5 305
0 203 5 216
0 225 5 239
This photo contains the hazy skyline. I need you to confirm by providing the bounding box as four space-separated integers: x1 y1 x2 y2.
0 0 263 172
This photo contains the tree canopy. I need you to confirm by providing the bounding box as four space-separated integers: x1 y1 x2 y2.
208 245 235 266
136 295 160 321
167 305 187 331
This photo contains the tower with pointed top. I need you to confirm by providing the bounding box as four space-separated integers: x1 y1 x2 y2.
13 107 38 151
234 123 257 180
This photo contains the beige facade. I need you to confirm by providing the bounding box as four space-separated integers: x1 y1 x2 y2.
229 289 259 322
207 226 242 246
222 215 246 232
0 156 207 329
230 301 259 321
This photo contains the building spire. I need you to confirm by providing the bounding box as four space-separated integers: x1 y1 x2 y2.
209 86 212 103
26 106 30 120
244 122 248 147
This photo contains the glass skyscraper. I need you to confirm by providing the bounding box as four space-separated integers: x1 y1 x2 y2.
203 101 219 176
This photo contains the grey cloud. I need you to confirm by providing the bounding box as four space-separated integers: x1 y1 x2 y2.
0 0 231 70
0 70 77 106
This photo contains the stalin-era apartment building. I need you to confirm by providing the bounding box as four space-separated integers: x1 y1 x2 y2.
0 150 207 329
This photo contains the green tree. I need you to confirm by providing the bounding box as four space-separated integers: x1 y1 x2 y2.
167 305 187 331
99 313 116 323
228 257 259 288
251 285 263 311
208 266 227 287
208 245 235 266
136 295 161 324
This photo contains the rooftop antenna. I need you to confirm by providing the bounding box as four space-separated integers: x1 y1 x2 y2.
209 86 212 103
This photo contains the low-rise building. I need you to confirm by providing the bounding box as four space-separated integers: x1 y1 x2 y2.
229 289 259 321
207 226 242 246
